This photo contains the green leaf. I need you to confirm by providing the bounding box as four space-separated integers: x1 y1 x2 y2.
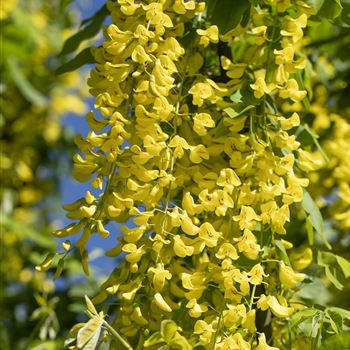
160 320 178 343
306 217 315 245
290 308 319 329
303 124 329 162
318 251 337 267
7 59 48 106
325 265 344 290
224 105 254 119
327 307 350 321
302 190 331 249
317 251 344 289
85 295 98 316
59 6 108 56
56 47 95 75
325 309 343 333
29 340 64 350
274 239 291 266
335 255 350 278
230 90 242 103
295 71 311 109
209 0 250 34
320 332 350 350
213 119 230 137
77 317 103 350
318 0 343 20
144 332 165 347
295 278 332 305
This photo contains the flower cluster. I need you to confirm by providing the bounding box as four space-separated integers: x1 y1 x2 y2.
56 0 349 349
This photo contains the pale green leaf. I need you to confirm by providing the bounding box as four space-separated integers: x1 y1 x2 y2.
144 332 164 347
318 0 343 20
77 317 103 349
302 190 331 249
335 255 350 278
85 295 98 316
320 332 350 350
325 266 344 290
290 309 319 329
224 105 254 119
274 239 291 266
7 59 48 106
326 309 343 334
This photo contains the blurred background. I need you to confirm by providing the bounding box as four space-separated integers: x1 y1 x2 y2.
0 1 115 349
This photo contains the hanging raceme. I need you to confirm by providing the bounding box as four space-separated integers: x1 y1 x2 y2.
49 0 350 349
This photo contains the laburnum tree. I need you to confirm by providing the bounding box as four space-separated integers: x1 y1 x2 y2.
39 0 350 349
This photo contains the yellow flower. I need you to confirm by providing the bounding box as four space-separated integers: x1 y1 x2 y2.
190 144 210 163
257 295 294 318
298 150 323 171
280 14 307 43
186 299 208 318
235 229 261 260
216 243 239 261
242 309 256 333
217 168 241 193
173 235 194 257
248 264 267 285
189 82 214 106
197 25 219 47
219 333 250 350
122 243 145 264
134 24 155 45
279 79 307 102
274 46 294 65
154 292 172 312
119 0 140 16
215 190 234 216
189 79 227 106
143 2 173 33
199 222 221 247
193 113 215 136
181 272 206 299
199 189 219 212
278 112 300 130
279 262 305 288
256 333 280 350
233 206 261 230
182 192 203 216
221 57 247 78
159 37 185 61
290 247 313 270
169 135 190 159
252 26 267 45
250 69 276 99
173 0 196 14
148 264 172 292
222 304 246 327
131 45 151 65
194 320 213 344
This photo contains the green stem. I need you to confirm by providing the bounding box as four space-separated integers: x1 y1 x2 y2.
249 284 257 310
103 320 133 350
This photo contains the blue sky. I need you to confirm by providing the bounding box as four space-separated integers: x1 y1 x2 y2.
58 0 117 277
